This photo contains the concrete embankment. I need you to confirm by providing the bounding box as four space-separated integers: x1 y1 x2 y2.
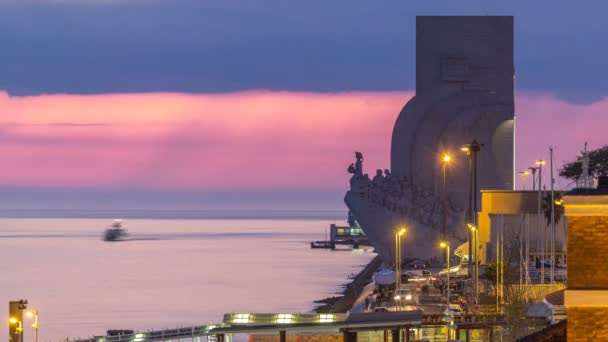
314 255 382 313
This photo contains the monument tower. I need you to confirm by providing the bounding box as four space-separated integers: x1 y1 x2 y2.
346 16 514 263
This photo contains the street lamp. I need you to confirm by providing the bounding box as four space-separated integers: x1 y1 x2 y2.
461 146 473 281
461 140 484 267
536 160 546 284
440 241 451 309
525 166 539 290
519 171 530 190
26 310 39 342
441 153 451 238
468 224 479 304
528 167 539 191
394 227 407 311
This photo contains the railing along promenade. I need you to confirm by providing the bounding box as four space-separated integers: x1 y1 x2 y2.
70 325 216 342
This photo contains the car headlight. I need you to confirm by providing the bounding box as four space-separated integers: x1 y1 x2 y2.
394 295 401 301
405 295 412 300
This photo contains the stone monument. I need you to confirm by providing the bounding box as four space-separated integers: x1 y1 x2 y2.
345 16 515 263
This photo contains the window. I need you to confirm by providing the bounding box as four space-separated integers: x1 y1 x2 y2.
319 314 334 323
277 314 293 324
234 313 250 324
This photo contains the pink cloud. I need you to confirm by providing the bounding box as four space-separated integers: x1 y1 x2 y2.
0 90 605 191
0 90 408 189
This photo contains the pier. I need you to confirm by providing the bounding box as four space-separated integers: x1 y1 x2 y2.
310 224 369 249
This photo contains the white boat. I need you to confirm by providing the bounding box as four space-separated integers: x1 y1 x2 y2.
103 219 129 241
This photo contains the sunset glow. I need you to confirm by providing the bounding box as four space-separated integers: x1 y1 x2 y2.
0 90 606 190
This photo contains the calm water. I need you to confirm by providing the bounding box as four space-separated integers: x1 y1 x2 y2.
0 217 375 341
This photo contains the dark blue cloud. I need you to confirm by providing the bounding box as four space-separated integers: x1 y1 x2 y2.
0 0 607 103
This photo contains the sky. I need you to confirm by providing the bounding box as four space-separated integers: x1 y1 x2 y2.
0 0 607 210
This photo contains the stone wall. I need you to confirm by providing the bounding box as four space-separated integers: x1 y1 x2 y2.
564 192 608 341
567 307 608 341
567 216 608 289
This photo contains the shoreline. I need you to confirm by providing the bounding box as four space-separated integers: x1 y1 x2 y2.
314 254 382 313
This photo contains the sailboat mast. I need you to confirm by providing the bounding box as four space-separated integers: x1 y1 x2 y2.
550 147 556 283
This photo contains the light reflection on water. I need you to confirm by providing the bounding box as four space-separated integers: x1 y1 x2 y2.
0 218 375 341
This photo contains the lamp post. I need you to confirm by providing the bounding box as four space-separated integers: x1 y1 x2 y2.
528 167 539 191
468 224 479 304
440 241 451 308
462 140 483 295
461 146 473 281
536 160 546 284
394 227 406 311
441 153 451 241
519 171 530 191
26 310 39 342
525 166 538 288
465 140 483 232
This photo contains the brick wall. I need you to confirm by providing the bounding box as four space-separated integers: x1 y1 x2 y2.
567 307 608 341
567 216 608 289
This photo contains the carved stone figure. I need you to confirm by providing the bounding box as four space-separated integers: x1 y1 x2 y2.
355 152 364 177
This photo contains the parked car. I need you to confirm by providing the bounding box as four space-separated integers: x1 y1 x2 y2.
394 288 416 304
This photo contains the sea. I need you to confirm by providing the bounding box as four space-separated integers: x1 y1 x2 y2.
0 210 376 341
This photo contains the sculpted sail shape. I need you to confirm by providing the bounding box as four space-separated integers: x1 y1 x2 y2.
345 16 515 263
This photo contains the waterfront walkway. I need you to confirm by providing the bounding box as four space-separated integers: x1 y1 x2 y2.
69 311 509 342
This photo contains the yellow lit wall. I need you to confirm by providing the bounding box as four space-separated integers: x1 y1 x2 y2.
564 194 608 341
478 190 547 264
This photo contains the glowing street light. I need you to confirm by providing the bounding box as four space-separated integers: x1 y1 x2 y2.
519 171 530 190
536 159 546 284
26 310 39 342
441 153 451 242
468 223 479 303
440 241 451 308
394 226 407 310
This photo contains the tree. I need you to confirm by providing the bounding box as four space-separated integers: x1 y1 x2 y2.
542 192 564 226
560 145 608 181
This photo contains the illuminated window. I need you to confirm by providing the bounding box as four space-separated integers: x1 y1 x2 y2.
277 314 293 324
234 313 250 324
319 314 334 323
337 228 345 235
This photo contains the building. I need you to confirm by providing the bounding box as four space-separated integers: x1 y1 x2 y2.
477 190 567 269
563 177 608 341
